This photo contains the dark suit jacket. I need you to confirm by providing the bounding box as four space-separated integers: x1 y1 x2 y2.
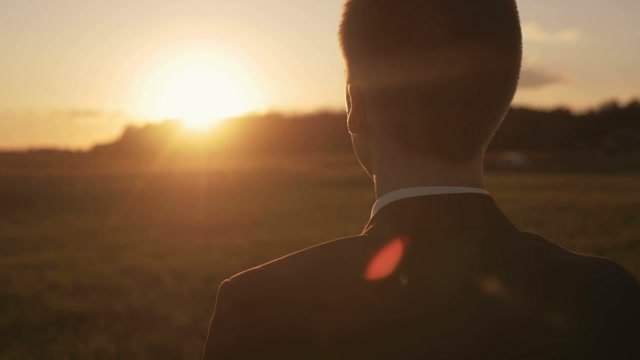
203 194 640 359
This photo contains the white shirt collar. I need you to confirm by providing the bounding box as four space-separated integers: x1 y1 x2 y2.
371 186 490 219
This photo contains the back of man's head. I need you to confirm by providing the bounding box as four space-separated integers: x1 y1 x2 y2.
340 0 522 162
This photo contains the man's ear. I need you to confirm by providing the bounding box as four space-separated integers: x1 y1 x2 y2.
346 84 367 135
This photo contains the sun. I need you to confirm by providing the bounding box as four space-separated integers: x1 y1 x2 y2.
137 49 261 130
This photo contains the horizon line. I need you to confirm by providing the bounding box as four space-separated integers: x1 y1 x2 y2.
2 98 639 152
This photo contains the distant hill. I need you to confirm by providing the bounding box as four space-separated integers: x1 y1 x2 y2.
1 101 639 174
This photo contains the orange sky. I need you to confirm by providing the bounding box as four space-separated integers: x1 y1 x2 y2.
1 0 639 149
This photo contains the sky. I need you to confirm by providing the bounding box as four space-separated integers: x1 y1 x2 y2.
1 0 639 149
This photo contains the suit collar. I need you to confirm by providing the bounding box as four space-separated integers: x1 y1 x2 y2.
364 193 510 235
371 187 490 219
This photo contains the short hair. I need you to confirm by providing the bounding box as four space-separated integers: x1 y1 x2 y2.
340 0 523 162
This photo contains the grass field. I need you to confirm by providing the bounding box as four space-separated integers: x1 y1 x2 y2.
1 160 639 359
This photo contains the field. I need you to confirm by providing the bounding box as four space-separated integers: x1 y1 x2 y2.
1 158 639 359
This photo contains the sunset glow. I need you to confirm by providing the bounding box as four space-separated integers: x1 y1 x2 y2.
1 0 639 148
136 50 261 130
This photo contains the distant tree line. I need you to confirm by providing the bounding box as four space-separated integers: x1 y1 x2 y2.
0 100 638 174
491 101 640 155
86 99 640 158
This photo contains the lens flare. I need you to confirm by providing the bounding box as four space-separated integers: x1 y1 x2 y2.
365 237 409 281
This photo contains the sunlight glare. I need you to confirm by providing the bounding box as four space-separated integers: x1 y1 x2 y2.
138 49 261 130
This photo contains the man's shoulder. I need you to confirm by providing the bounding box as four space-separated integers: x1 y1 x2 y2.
222 234 375 297
516 231 639 294
520 232 640 357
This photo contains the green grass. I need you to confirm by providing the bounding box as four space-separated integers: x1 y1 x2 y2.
1 163 639 359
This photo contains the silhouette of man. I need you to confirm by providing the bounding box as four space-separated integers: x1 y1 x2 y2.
203 1 640 358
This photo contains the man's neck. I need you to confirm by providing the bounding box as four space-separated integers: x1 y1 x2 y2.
373 156 485 198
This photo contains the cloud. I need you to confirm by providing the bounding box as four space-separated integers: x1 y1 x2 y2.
51 109 108 120
522 23 580 44
519 67 565 89
0 109 130 149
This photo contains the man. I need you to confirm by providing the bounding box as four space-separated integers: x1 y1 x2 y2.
203 0 640 358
